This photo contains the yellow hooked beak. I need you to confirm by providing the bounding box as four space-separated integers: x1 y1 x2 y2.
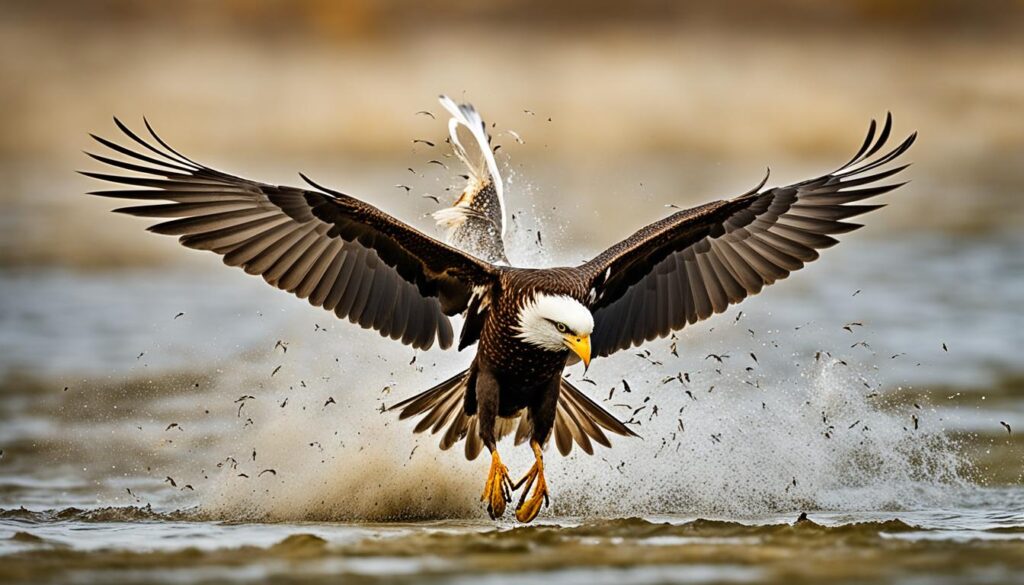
564 334 591 370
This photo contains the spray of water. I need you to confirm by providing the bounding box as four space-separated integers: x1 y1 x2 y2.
189 175 967 522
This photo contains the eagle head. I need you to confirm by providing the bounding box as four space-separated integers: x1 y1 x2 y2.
514 292 593 368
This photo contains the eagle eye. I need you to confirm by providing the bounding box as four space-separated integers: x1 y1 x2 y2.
555 322 568 333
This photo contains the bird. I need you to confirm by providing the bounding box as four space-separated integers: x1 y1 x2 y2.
82 107 914 523
430 95 509 265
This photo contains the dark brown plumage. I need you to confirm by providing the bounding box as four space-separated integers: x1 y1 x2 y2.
83 111 913 522
584 115 914 356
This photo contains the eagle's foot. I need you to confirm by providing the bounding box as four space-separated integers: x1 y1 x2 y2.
481 450 512 519
513 441 549 523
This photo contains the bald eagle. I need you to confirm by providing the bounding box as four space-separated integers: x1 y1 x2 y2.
82 109 914 522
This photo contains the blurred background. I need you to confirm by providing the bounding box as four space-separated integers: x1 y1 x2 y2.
1 0 1023 519
2 3 1024 583
3 0 1024 263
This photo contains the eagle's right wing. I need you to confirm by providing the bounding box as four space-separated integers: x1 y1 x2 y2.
83 118 500 350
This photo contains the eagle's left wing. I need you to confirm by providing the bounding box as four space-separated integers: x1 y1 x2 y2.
581 114 916 357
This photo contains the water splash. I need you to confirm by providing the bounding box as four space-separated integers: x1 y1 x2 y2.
187 181 969 522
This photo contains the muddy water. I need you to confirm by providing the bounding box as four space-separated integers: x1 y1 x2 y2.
2 503 1024 584
2 225 1023 583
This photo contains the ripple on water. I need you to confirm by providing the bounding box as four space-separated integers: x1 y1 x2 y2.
1 511 1024 584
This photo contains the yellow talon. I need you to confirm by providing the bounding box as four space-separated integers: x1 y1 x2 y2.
513 441 550 523
481 450 512 519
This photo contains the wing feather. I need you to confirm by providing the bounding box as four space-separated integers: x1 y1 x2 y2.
84 119 499 350
585 114 915 356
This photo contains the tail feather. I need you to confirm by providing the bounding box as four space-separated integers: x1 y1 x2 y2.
392 369 471 435
392 369 468 418
464 417 484 460
441 408 470 450
430 388 466 434
553 407 577 456
392 369 638 459
550 377 638 456
391 367 485 459
558 377 639 444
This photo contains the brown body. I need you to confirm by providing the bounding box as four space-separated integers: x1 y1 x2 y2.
472 269 590 448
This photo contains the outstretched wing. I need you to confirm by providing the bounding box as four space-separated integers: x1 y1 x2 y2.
83 118 499 350
582 114 916 357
